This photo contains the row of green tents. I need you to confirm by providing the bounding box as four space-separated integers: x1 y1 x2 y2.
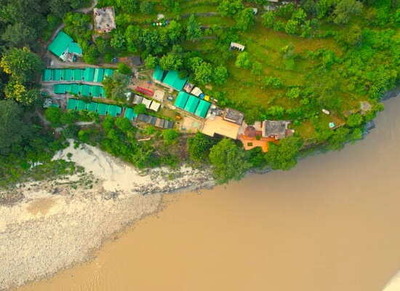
67 98 137 120
43 68 114 83
174 91 211 118
54 84 106 98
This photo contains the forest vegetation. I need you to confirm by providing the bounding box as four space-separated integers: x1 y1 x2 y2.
0 0 399 186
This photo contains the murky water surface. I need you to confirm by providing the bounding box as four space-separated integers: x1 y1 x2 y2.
22 98 400 291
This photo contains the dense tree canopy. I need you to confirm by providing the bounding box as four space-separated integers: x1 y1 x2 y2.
0 100 29 154
209 139 251 183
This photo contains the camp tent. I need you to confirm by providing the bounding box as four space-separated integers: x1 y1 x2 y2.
84 68 95 82
152 66 164 82
124 108 137 120
184 95 200 114
48 31 83 61
97 103 108 115
195 100 211 118
67 98 78 110
174 91 190 109
107 105 122 117
162 70 187 91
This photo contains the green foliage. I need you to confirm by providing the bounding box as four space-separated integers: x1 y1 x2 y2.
187 132 216 163
140 1 155 14
286 87 301 99
117 63 133 75
186 15 202 41
2 23 38 48
162 129 180 145
134 104 147 115
209 139 250 183
264 76 284 89
145 55 158 69
218 0 244 16
236 8 255 31
0 100 29 154
0 47 43 83
160 53 183 71
213 66 229 85
346 113 364 127
235 52 251 69
102 72 130 100
265 137 303 170
333 0 364 24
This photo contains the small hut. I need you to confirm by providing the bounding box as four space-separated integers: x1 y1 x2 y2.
230 42 245 51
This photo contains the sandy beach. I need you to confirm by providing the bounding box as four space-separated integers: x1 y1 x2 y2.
0 142 214 290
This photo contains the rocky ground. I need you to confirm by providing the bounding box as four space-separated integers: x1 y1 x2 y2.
0 143 214 290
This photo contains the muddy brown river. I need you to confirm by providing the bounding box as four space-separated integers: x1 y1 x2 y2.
22 98 400 291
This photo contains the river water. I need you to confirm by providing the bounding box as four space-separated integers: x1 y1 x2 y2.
22 98 400 291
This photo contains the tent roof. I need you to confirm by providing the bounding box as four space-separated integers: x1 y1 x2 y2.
84 68 95 82
184 95 200 114
48 31 82 58
152 66 164 81
93 68 105 83
124 108 137 120
86 102 98 112
97 103 108 115
163 71 187 91
67 98 78 110
107 105 122 117
43 69 52 81
195 100 211 118
174 91 190 109
74 69 84 81
74 99 86 110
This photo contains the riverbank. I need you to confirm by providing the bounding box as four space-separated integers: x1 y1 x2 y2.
0 142 214 290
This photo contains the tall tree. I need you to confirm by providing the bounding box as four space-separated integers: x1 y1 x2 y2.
0 100 29 154
265 137 303 170
186 14 202 41
209 138 250 183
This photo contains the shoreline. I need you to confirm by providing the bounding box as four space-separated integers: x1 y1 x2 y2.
3 87 400 290
0 142 214 290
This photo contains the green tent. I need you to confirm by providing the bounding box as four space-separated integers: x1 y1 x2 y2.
48 31 83 59
124 108 137 120
107 105 122 117
99 87 106 97
152 66 165 82
67 98 78 110
86 102 98 112
76 100 86 110
90 86 101 97
43 69 52 81
70 84 80 95
195 100 211 118
104 69 114 78
84 68 95 82
74 69 83 81
64 69 73 81
184 95 200 114
54 84 66 94
93 68 105 83
162 70 187 91
174 91 190 109
81 84 91 96
97 103 108 115
54 69 63 81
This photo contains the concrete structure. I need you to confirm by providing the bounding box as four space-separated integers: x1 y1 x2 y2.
238 125 276 152
48 31 82 62
202 116 241 140
94 7 116 33
230 42 245 51
224 108 244 125
262 120 291 140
